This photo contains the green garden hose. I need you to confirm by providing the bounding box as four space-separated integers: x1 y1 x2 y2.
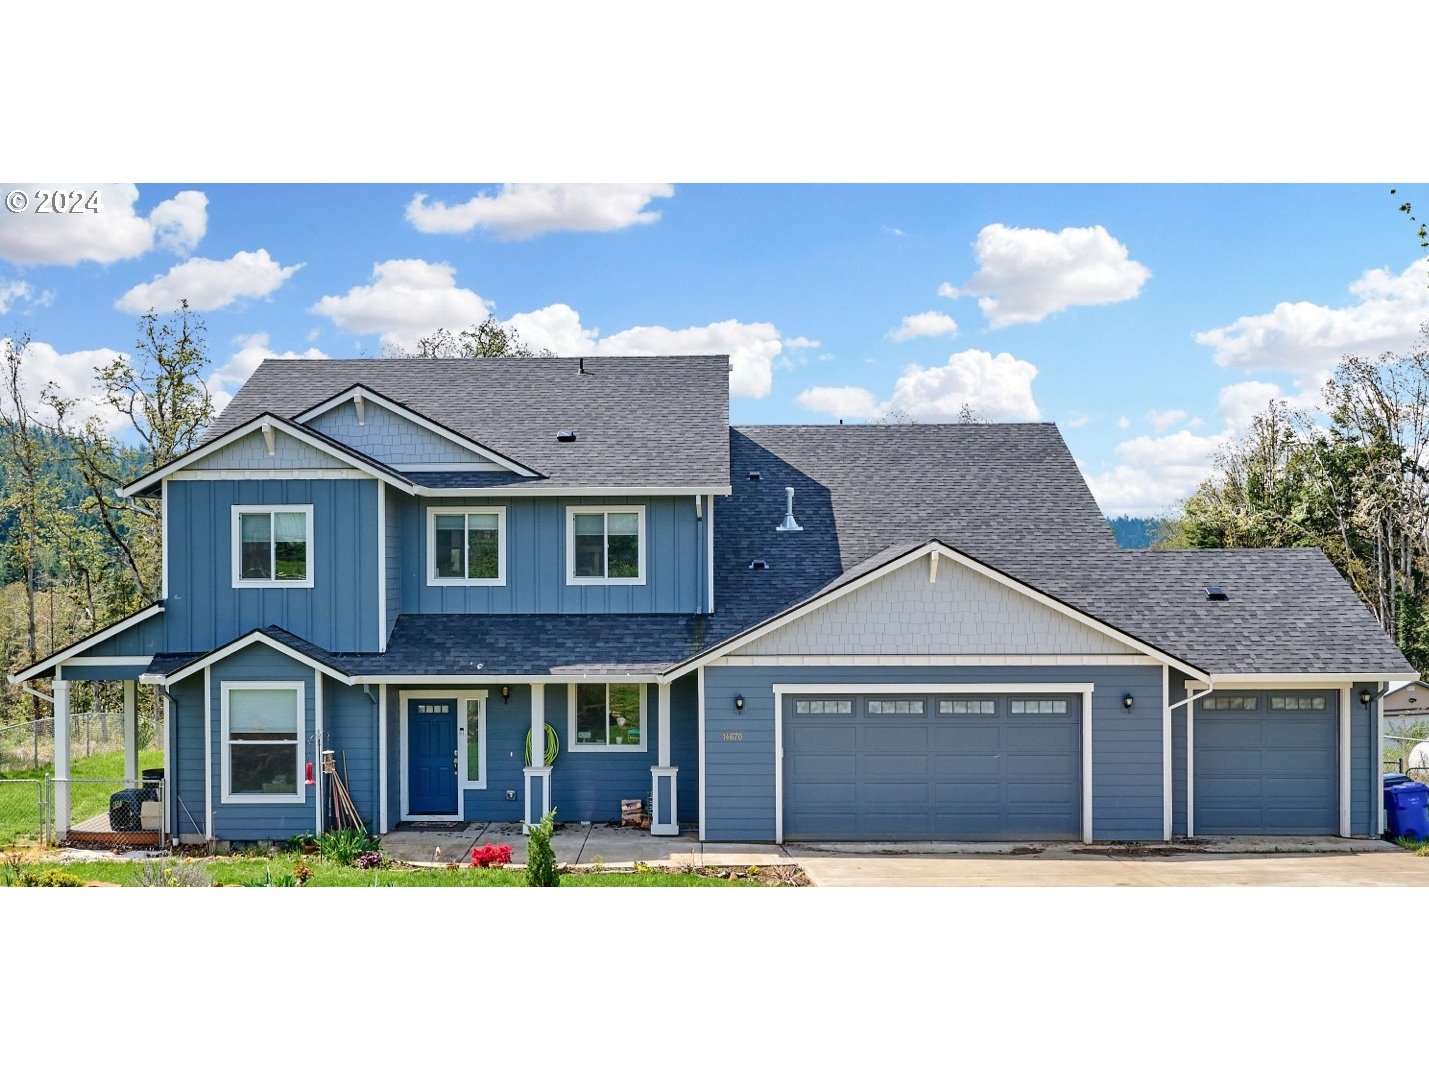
524 723 560 766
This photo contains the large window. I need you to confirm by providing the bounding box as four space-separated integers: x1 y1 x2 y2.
428 507 506 586
221 681 304 803
567 507 644 585
570 682 645 751
231 506 313 588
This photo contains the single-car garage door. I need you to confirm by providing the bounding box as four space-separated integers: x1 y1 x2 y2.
781 692 1082 841
1194 692 1338 835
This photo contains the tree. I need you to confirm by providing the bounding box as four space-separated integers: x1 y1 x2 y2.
384 317 555 360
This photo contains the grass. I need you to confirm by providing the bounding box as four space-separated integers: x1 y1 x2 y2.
0 749 164 845
4 855 764 887
1394 836 1429 858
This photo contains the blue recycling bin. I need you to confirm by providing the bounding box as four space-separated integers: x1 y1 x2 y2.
1384 773 1411 789
1384 781 1429 841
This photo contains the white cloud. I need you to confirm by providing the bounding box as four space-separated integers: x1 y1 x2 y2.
1064 411 1090 429
1146 408 1189 432
1116 415 1130 430
1215 380 1283 428
888 310 958 342
311 259 493 350
406 183 674 239
797 349 1041 423
1 337 130 434
593 320 783 399
1195 257 1429 375
0 185 207 265
116 249 303 313
952 223 1151 328
0 279 52 314
208 332 330 414
884 226 906 238
784 336 821 349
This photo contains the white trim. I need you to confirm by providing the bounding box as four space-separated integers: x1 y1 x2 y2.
376 484 387 652
6 604 164 685
565 504 647 586
123 679 138 784
53 680 70 837
261 421 275 456
657 682 672 767
230 504 315 590
1339 684 1352 837
426 505 507 586
697 666 706 843
666 543 1207 681
292 385 540 477
1210 672 1420 685
706 493 715 614
417 483 731 498
650 765 679 836
1376 683 1386 836
315 672 325 833
219 679 306 807
397 688 489 821
377 685 389 834
120 415 417 496
1186 683 1196 838
770 682 1095 846
1162 664 1172 842
169 468 371 481
161 687 172 845
566 681 649 753
160 631 355 687
59 656 151 667
204 668 213 835
711 654 1164 668
354 394 365 425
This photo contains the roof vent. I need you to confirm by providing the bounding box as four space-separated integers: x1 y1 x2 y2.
556 430 577 443
747 470 761 481
775 486 803 533
1204 585 1228 601
750 559 768 570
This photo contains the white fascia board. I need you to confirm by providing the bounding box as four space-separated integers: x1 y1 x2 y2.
1207 672 1420 686
349 673 662 685
119 416 416 497
415 484 732 498
158 631 355 688
7 604 165 684
292 386 541 478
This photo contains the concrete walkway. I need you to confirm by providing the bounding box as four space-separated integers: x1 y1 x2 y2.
380 822 787 868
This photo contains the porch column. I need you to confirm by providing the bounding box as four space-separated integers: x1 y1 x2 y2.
523 682 552 832
1185 684 1196 838
54 678 71 839
123 679 138 785
650 681 679 836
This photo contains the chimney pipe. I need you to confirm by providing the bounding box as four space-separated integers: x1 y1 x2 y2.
776 486 803 532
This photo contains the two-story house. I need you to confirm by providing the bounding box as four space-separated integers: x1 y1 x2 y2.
9 355 1416 847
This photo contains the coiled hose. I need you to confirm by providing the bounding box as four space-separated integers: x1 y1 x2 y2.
524 723 560 766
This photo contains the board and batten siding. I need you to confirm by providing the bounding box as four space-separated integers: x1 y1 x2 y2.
395 494 707 614
166 478 382 652
701 663 1165 843
324 681 378 830
168 675 207 837
308 399 495 469
384 485 401 640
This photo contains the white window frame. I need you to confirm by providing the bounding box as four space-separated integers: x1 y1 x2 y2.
231 504 315 589
567 681 649 753
426 505 507 587
220 680 305 804
565 505 646 586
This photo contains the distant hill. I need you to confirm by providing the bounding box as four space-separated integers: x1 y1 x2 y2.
1106 515 1164 549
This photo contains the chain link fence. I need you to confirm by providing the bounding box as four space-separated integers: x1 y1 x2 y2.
0 709 161 774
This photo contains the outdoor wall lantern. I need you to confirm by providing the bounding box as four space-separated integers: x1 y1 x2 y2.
734 694 745 712
1122 693 1134 711
500 685 511 704
1359 688 1372 706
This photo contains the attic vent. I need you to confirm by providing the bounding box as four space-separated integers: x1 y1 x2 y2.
750 559 769 570
1204 585 1228 601
775 486 803 533
747 470 761 481
556 430 577 443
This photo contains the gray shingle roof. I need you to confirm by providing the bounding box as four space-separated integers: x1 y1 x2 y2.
206 356 732 489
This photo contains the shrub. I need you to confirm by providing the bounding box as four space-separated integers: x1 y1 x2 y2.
354 850 384 870
133 859 213 887
316 828 378 866
469 843 513 868
525 810 559 887
13 868 87 887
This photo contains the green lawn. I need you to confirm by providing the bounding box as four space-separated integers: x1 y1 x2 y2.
0 749 163 845
5 855 764 887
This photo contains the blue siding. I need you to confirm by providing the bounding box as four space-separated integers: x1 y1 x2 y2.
166 478 382 652
208 644 317 842
396 495 707 614
84 612 168 658
384 486 401 641
1170 670 1190 837
325 682 378 829
169 676 206 837
702 664 1165 843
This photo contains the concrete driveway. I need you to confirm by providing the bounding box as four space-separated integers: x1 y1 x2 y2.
785 842 1429 887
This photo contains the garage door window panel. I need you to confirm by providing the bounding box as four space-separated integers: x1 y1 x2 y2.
1010 698 1070 715
866 698 926 715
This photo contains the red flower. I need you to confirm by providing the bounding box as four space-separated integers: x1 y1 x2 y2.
469 843 514 868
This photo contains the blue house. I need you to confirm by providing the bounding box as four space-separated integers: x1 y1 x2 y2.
10 355 1417 846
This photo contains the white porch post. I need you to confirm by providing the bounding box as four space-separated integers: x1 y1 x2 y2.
53 678 71 839
122 679 138 785
651 681 679 836
523 683 552 832
1185 684 1196 839
1339 684 1352 838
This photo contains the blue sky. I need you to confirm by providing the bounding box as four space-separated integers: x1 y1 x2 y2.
2 182 1425 516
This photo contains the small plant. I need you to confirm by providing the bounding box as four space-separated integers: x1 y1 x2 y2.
9 868 87 887
526 809 560 887
242 866 301 887
354 850 384 870
284 832 317 854
316 827 378 866
134 859 213 887
292 862 313 886
469 843 513 868
633 860 651 874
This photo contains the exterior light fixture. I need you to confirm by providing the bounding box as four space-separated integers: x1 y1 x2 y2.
1359 688 1372 706
501 685 511 704
734 694 745 712
1122 694 1134 711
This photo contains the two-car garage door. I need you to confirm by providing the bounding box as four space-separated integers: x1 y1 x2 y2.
781 692 1083 841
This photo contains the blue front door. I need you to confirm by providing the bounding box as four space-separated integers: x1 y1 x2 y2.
409 699 458 816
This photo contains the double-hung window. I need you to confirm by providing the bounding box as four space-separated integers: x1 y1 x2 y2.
232 505 313 588
221 681 304 803
569 682 646 751
428 507 506 585
567 506 645 585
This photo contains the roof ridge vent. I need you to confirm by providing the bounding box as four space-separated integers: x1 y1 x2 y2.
775 486 803 532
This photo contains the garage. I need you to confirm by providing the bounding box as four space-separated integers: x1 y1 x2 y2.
1193 692 1338 834
780 691 1083 841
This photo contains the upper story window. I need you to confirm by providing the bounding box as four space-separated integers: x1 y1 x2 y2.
231 505 313 589
567 506 645 585
427 506 506 586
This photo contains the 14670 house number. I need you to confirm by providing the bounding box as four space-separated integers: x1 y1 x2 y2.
722 731 744 742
